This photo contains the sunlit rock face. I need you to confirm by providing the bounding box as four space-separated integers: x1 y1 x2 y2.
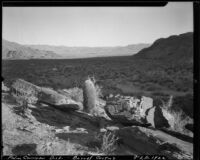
139 96 153 117
2 82 10 92
104 96 148 126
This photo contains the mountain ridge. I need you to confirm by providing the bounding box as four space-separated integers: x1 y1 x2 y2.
2 39 150 59
134 32 193 63
3 32 193 60
2 39 63 60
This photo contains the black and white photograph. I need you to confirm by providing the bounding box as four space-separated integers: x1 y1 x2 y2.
2 2 194 159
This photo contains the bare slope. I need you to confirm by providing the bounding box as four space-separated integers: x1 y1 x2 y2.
134 32 193 63
2 39 63 59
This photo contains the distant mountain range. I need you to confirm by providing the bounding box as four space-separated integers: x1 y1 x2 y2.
2 40 150 59
134 32 193 63
2 40 62 59
2 32 193 60
27 43 150 59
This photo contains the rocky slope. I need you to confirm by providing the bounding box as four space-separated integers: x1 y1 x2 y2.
2 81 193 158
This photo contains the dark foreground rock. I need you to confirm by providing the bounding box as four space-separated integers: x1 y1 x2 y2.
104 103 150 126
12 143 37 155
146 106 170 128
115 126 193 159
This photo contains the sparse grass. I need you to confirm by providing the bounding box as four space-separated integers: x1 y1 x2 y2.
96 131 119 155
41 139 83 155
161 95 193 135
12 93 36 116
171 110 193 134
11 80 39 103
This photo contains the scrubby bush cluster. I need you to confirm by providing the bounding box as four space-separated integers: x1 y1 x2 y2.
94 131 119 155
11 80 39 114
100 131 119 154
2 57 193 96
161 95 193 135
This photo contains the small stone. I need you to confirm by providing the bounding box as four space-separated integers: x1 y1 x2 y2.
100 128 107 132
55 129 63 133
106 126 119 131
63 126 70 131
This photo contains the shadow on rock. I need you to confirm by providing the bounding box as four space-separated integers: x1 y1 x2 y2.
12 143 37 155
115 127 160 155
29 104 113 132
56 132 101 151
160 128 193 143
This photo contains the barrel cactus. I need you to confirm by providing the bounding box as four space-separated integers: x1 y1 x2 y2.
83 77 97 113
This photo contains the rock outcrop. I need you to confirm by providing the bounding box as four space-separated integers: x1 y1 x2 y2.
2 79 193 158
2 82 10 92
104 97 148 126
11 79 83 111
115 126 193 159
139 96 153 117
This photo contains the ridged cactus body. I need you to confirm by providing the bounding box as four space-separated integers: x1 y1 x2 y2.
83 78 97 113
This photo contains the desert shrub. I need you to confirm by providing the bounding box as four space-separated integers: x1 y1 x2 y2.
171 110 186 132
41 139 81 155
11 80 39 115
161 95 193 134
165 109 193 136
162 95 173 109
96 131 119 155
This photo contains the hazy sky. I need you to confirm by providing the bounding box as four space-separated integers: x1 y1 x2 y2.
3 2 193 47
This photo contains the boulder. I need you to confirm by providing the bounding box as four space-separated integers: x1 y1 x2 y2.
104 100 148 126
115 126 193 159
139 96 153 117
115 127 160 155
146 106 170 129
2 82 10 92
90 106 111 120
38 87 83 111
146 107 156 127
38 87 67 105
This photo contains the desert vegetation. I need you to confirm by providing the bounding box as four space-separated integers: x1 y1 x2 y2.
2 68 193 158
2 56 193 118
